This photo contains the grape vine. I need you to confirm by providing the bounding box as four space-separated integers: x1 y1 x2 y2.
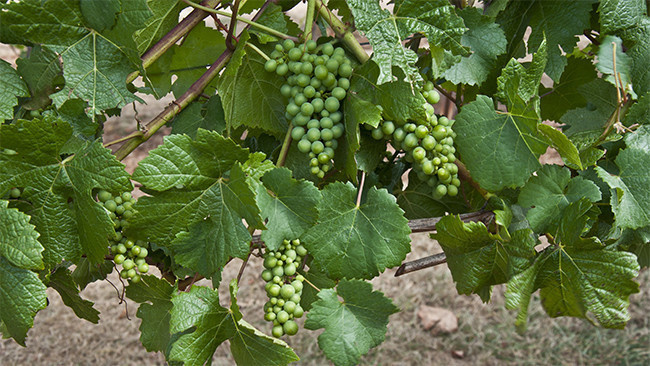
0 1 648 366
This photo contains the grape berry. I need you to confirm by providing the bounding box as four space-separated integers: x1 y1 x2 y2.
369 81 460 198
265 39 352 178
97 190 149 283
262 239 308 337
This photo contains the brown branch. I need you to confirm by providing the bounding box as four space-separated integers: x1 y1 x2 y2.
394 253 446 276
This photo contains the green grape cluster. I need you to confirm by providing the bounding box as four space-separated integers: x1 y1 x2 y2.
97 190 149 283
261 239 308 337
369 81 460 198
264 39 352 178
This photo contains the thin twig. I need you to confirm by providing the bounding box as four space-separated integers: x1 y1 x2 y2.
434 84 456 104
236 253 251 283
303 277 321 292
394 253 446 276
356 171 366 207
276 125 293 167
226 0 241 51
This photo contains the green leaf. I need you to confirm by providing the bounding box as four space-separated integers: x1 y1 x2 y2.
71 257 114 290
258 168 320 251
505 200 640 330
396 170 471 219
598 0 647 35
0 119 133 266
517 165 601 233
218 31 288 137
298 266 337 311
130 131 262 275
614 226 650 268
302 182 411 280
168 22 226 97
126 275 175 354
0 60 29 121
454 95 546 191
540 56 597 122
497 0 597 81
15 45 61 110
171 95 226 138
443 8 507 86
595 125 650 230
537 124 582 169
431 215 537 301
560 79 619 150
0 200 43 270
347 0 467 84
624 19 650 96
169 286 236 366
624 91 650 126
304 279 399 366
49 31 141 119
47 267 100 323
597 36 633 95
134 0 183 54
228 280 299 366
251 2 300 44
79 0 120 32
496 39 547 109
0 257 47 346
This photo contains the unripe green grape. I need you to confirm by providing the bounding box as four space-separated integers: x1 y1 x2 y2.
114 254 126 264
422 135 436 150
127 269 137 278
136 258 146 266
437 168 450 181
300 102 314 116
393 128 406 142
138 263 149 273
301 62 313 75
123 200 133 210
283 320 299 336
120 269 129 279
131 246 141 256
435 184 447 197
284 262 297 276
297 139 312 153
288 48 302 61
438 116 450 126
276 63 289 76
307 119 320 129
272 325 284 338
428 90 441 104
281 84 292 98
321 43 334 56
272 265 284 277
320 109 330 117
277 260 284 266
303 85 316 98
283 301 297 314
330 111 342 123
422 160 434 175
441 155 449 163
316 153 329 164
264 59 277 72
277 299 285 307
331 86 346 100
432 157 442 166
404 133 419 149
381 121 395 135
114 196 123 205
290 294 301 304
265 312 276 322
113 231 123 242
310 166 320 175
116 244 127 254
319 116 333 129
280 284 296 299
291 127 306 141
311 141 325 154
306 128 321 142
404 123 416 133
294 93 307 106
122 210 134 219
125 239 135 249
286 102 300 116
104 200 117 212
310 158 319 167
314 65 328 79
297 74 310 87
338 63 352 78
293 305 304 318
447 185 458 196
296 245 307 256
412 147 426 161
131 274 141 283
338 77 350 90
291 280 303 292
123 259 135 270
138 248 148 258
277 310 290 324
451 178 461 187
306 39 317 51
325 58 339 73
283 39 295 50
415 125 429 139
268 284 281 297
371 128 384 140
98 190 112 202
273 276 282 284
332 124 344 139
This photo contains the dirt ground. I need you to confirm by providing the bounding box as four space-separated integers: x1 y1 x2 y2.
1 38 649 366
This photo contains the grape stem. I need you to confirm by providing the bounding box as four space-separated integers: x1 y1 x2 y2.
276 126 293 167
314 0 370 64
302 0 316 42
303 277 321 292
114 1 274 160
355 171 366 207
181 0 297 41
236 252 251 283
246 42 271 61
127 0 223 84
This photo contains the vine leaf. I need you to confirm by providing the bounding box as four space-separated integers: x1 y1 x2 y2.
598 0 647 35
302 182 411 280
126 275 175 354
217 31 288 137
134 0 184 54
71 257 114 290
347 0 467 84
304 279 399 366
169 282 298 366
0 257 47 346
595 125 650 230
0 60 29 121
443 7 507 86
0 201 43 270
396 170 471 220
0 118 133 266
455 41 549 191
251 2 300 44
228 281 300 366
517 165 601 233
16 45 61 111
47 267 100 324
505 199 640 331
171 95 226 138
540 56 597 123
431 215 537 302
129 130 262 277
258 168 321 251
